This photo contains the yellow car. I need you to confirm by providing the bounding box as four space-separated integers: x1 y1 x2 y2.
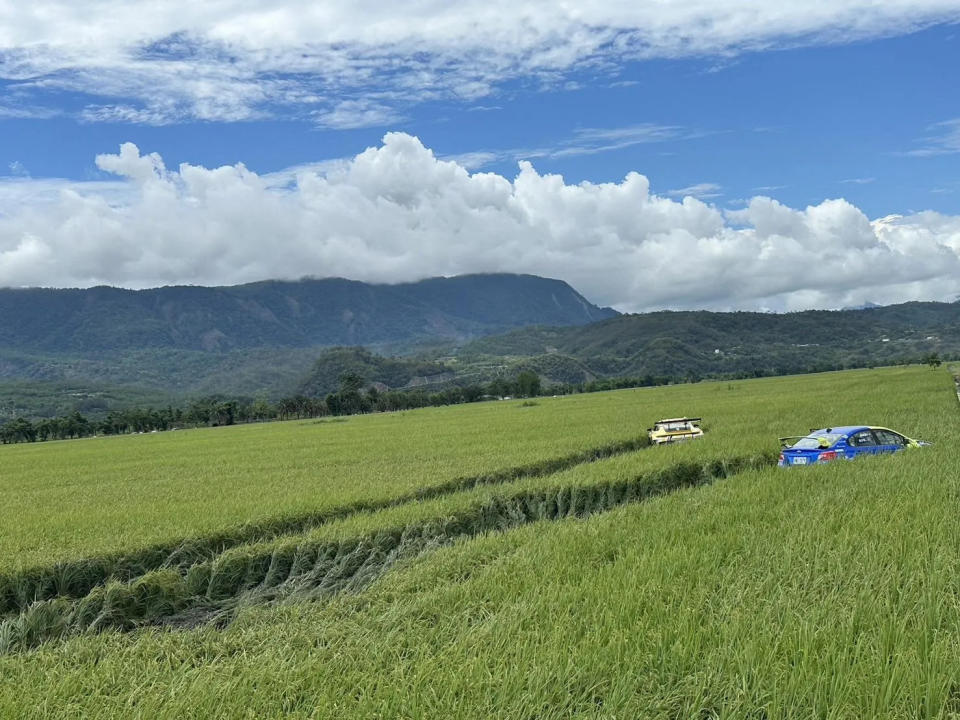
647 417 704 445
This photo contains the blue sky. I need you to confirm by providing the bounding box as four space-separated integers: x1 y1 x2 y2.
1 2 959 310
3 22 958 216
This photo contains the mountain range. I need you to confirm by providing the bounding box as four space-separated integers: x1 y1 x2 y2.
0 274 615 353
459 301 959 381
0 273 956 419
0 274 615 415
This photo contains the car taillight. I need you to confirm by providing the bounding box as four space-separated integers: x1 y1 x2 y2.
818 450 838 462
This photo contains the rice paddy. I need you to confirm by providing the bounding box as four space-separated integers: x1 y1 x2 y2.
0 365 956 718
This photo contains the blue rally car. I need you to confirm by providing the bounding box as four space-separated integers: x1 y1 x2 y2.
778 426 927 467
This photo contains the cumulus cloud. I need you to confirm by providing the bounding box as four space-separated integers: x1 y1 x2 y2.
1 133 959 312
2 1 959 123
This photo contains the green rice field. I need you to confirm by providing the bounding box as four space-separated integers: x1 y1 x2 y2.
1 365 957 718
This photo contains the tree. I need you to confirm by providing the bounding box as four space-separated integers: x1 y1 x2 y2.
278 397 301 420
925 352 942 369
250 397 274 422
488 377 514 398
516 371 542 398
339 372 365 394
1 417 36 444
212 401 237 426
63 411 91 439
461 384 484 403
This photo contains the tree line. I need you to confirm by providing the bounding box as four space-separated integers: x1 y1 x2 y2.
2 354 944 445
0 370 548 444
0 368 694 445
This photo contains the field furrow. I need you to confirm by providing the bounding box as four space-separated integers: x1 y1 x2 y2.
1 367 958 718
0 435 649 618
0 447 776 652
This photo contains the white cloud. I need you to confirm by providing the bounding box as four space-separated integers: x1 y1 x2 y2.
440 152 500 171
313 99 405 129
1 133 960 312
2 2 959 123
547 124 685 158
0 103 60 120
462 123 689 167
904 118 960 156
931 183 958 194
668 183 723 199
79 104 187 126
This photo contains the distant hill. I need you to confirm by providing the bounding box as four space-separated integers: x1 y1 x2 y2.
296 347 455 397
0 274 617 410
293 347 602 397
460 301 960 379
4 279 957 420
291 301 960 396
0 274 617 354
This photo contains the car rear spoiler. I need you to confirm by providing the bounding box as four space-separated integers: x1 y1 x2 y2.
779 435 833 449
778 435 805 448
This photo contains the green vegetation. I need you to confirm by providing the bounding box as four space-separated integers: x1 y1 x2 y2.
296 346 453 396
0 377 182 423
11 448 953 719
1 279 957 421
0 387 656 575
0 273 613 415
0 443 772 650
461 300 960 381
3 367 937 577
0 367 625 443
0 365 956 717
0 275 612 354
0 346 322 416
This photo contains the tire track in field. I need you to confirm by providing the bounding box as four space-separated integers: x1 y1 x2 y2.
0 436 649 619
0 450 777 653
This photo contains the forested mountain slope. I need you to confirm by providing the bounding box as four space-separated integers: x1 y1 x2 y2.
0 274 617 353
461 301 960 378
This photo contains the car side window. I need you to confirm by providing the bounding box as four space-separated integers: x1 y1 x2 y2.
850 431 876 447
875 430 904 446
